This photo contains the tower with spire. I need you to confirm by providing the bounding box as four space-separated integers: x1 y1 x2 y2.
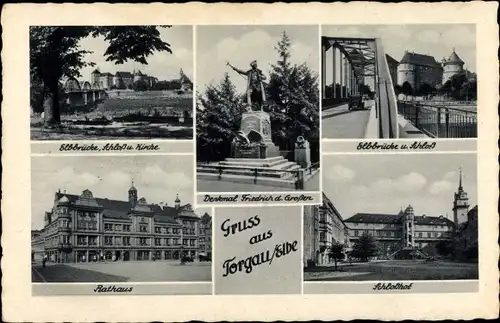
442 48 465 85
453 168 469 227
175 193 181 209
128 180 138 205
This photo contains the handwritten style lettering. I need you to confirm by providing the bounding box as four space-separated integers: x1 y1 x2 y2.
249 230 273 245
222 240 299 277
373 282 413 290
220 215 261 237
93 285 133 293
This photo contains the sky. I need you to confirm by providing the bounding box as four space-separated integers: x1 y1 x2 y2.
322 153 477 222
322 24 476 88
77 26 193 83
196 25 319 95
31 155 201 229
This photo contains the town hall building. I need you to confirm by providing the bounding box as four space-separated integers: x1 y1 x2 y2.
31 183 211 263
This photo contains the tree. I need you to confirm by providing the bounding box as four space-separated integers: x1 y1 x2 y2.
30 26 172 126
266 31 319 162
328 242 345 271
196 73 246 161
418 83 434 99
394 84 402 97
401 81 413 99
351 232 378 262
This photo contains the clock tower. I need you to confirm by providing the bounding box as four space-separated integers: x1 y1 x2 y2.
453 168 469 227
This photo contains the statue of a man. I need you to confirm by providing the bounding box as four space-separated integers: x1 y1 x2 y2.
227 60 267 111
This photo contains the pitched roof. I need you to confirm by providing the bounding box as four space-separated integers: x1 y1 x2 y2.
344 212 454 226
446 50 464 64
115 71 134 78
54 192 199 224
399 51 440 67
345 213 402 224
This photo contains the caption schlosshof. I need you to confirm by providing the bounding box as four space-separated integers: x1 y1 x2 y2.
357 141 436 150
59 143 160 152
220 215 298 277
204 194 314 203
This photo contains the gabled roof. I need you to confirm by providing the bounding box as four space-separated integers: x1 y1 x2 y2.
400 51 440 67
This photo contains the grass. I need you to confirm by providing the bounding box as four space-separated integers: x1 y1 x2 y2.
304 260 478 281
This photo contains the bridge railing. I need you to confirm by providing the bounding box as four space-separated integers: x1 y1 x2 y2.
397 101 477 138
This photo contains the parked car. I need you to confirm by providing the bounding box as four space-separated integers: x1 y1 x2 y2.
348 95 365 111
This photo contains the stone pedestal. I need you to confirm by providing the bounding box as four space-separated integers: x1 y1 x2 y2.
294 136 311 168
233 111 279 159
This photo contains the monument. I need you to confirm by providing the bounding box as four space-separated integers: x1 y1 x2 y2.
197 60 317 190
227 60 280 159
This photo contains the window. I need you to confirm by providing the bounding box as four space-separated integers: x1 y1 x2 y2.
104 236 113 245
190 239 196 246
419 232 422 237
89 236 97 246
114 236 121 245
140 225 148 233
165 227 171 234
155 238 161 246
104 223 113 231
139 238 149 246
155 227 161 234
123 225 131 232
165 238 171 246
77 236 87 245
427 232 431 238
123 237 131 246
354 230 359 237
114 224 121 231
183 239 188 246
172 238 178 245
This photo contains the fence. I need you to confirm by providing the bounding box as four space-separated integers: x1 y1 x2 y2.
208 161 320 190
398 101 477 138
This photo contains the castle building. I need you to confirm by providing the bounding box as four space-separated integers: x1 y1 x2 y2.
32 183 211 263
441 49 465 85
397 51 443 90
303 171 475 265
91 68 158 90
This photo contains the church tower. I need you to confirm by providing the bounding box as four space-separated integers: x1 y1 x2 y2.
128 180 138 205
453 168 469 227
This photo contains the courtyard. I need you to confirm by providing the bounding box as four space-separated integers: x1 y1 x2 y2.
32 260 212 283
304 260 478 281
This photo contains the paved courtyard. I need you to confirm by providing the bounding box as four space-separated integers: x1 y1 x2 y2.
32 260 212 283
304 260 478 281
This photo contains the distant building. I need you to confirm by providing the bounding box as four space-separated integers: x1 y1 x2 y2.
441 49 465 85
178 69 193 92
91 68 158 90
385 54 399 85
32 183 211 263
397 51 443 90
303 193 348 267
199 212 212 257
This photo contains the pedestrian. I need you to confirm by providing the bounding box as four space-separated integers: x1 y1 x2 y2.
42 255 47 268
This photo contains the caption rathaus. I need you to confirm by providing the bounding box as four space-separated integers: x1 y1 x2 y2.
31 183 212 263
